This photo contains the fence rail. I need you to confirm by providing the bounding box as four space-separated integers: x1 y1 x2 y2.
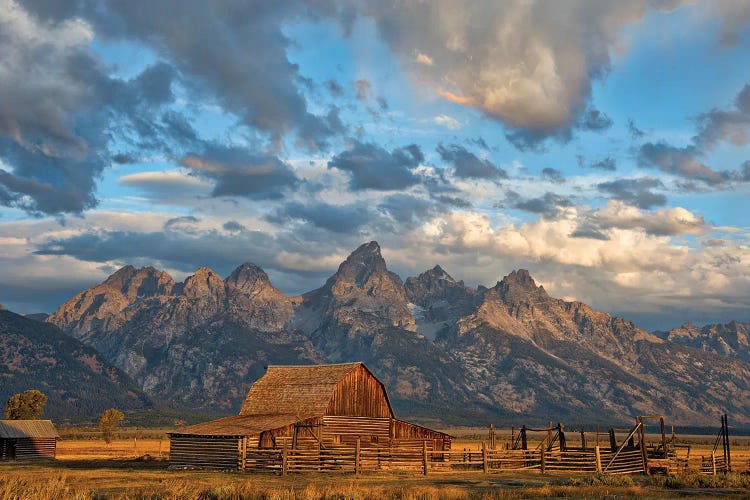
235 443 656 475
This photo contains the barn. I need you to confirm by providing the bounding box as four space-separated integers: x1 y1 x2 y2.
0 420 58 461
169 362 451 470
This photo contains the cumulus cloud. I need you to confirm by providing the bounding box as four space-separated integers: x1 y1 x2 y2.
437 144 507 180
328 140 423 191
361 1 678 147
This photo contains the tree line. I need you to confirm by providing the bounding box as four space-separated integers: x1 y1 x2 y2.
5 389 124 441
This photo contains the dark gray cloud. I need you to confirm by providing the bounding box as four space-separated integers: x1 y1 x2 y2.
377 194 436 227
627 119 646 139
181 143 299 200
580 107 613 131
503 190 573 218
91 1 345 151
637 83 750 187
597 177 667 209
223 220 246 232
328 140 423 191
590 157 617 171
0 3 203 215
637 143 725 185
542 167 565 183
326 79 344 97
570 225 611 240
355 79 371 101
267 200 372 233
437 144 507 180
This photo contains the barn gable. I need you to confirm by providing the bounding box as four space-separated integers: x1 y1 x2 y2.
239 362 393 419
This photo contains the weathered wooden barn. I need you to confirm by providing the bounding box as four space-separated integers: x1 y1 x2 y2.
169 362 451 470
0 420 58 461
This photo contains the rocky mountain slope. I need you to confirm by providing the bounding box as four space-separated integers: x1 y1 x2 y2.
655 321 750 364
0 308 151 420
45 241 750 425
47 263 317 411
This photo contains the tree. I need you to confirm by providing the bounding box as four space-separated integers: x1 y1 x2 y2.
98 408 124 443
5 390 47 419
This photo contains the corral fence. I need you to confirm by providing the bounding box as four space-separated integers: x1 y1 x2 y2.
237 441 651 475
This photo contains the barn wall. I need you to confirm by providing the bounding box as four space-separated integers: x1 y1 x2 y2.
259 417 322 449
391 420 451 451
169 436 241 469
7 438 56 460
325 364 392 417
321 416 390 448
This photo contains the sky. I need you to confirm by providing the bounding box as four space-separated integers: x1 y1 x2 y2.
1 0 750 330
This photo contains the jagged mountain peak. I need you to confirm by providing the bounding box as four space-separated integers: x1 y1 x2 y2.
225 262 270 292
493 269 549 303
426 264 456 282
331 240 389 288
102 264 175 300
182 267 224 297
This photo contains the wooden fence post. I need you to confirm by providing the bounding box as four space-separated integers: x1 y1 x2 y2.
540 449 545 474
595 446 602 473
482 441 488 474
712 451 717 477
355 438 361 475
282 440 288 476
240 437 247 471
423 441 428 475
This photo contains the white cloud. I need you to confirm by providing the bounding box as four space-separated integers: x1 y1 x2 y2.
433 114 461 130
415 52 434 66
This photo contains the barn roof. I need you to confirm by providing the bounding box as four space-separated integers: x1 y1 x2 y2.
170 414 300 437
0 420 59 439
239 362 393 419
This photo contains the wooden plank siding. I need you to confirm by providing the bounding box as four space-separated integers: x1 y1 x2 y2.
170 436 241 469
1 438 57 461
325 364 393 417
322 416 390 448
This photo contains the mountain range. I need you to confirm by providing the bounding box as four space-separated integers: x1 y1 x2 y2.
0 309 151 420
5 241 748 426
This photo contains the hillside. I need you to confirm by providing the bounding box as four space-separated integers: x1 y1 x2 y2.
0 309 152 421
655 321 750 364
45 241 750 426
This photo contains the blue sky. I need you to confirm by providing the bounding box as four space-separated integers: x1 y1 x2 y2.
1 0 750 330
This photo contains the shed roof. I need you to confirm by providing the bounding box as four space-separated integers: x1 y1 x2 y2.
0 420 59 439
170 414 299 437
239 362 374 419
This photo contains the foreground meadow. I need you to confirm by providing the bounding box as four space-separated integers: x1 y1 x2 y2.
1 433 750 499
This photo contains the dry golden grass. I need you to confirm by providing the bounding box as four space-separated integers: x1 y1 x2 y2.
57 438 169 460
2 436 749 499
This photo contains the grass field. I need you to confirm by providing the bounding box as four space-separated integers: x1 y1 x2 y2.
1 432 750 499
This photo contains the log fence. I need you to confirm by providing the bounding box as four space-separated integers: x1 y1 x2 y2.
235 443 654 475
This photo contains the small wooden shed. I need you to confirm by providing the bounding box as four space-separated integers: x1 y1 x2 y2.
0 420 58 460
170 362 451 469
